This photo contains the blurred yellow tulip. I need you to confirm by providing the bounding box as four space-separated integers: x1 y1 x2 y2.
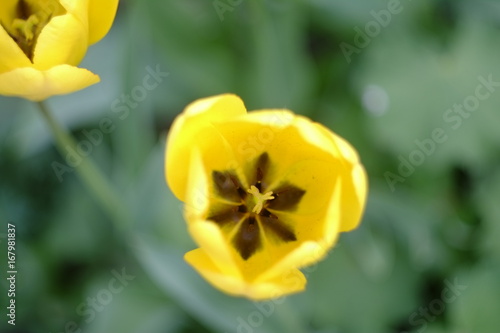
0 0 118 101
165 94 368 300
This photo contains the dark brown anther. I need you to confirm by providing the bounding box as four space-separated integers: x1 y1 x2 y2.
259 209 277 219
207 208 245 227
212 171 244 202
17 0 30 20
252 152 270 189
259 216 297 242
229 173 248 199
268 185 305 211
233 216 262 260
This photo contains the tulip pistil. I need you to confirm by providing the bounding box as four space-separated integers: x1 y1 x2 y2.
247 185 274 214
12 15 39 41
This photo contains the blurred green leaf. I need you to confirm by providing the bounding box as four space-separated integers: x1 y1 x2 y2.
135 235 315 333
355 18 500 172
449 263 500 332
475 169 500 261
305 188 424 333
82 267 184 333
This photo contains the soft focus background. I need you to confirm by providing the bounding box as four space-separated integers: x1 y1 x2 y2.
1 0 500 332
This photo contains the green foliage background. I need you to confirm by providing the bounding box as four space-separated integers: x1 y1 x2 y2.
1 0 500 332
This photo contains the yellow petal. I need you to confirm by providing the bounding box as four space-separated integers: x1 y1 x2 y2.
197 111 344 214
314 123 368 231
255 241 327 283
165 94 247 201
87 0 119 45
322 176 343 243
205 111 338 184
185 248 306 300
188 221 242 279
59 0 89 19
0 24 32 73
33 1 89 69
0 0 17 25
267 159 338 215
183 148 212 221
183 149 242 277
0 65 99 101
337 163 368 231
259 157 344 246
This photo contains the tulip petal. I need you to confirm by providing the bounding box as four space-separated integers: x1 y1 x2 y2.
338 163 368 231
166 94 247 201
185 248 306 300
200 112 343 215
188 221 242 279
255 240 328 283
314 123 368 232
322 176 343 242
0 65 99 101
206 111 337 180
33 2 89 69
0 0 17 26
183 149 241 276
0 24 32 73
168 94 368 299
87 0 119 45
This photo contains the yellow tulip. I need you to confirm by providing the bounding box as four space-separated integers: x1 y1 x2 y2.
0 0 118 101
165 94 368 300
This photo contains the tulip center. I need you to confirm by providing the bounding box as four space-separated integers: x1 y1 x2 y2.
1 0 64 61
247 185 274 214
207 152 306 260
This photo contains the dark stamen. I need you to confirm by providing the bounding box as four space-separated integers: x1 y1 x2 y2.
232 216 262 260
257 167 263 182
259 216 297 242
18 0 30 20
230 174 247 199
207 208 245 227
268 184 305 211
260 208 277 219
212 171 245 202
253 152 270 191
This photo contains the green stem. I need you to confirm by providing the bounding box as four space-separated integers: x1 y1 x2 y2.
37 101 129 229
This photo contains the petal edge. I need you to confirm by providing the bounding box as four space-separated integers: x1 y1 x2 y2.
0 65 99 101
87 0 119 45
166 94 247 201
